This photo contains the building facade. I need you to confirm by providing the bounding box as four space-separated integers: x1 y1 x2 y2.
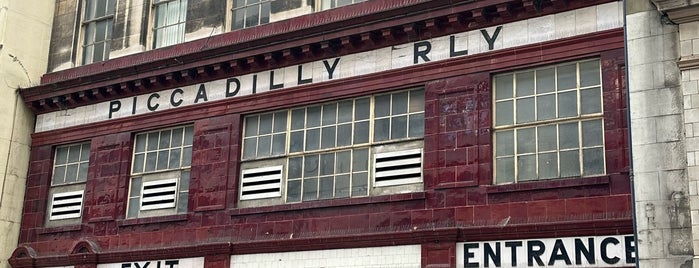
9 0 633 267
0 1 54 268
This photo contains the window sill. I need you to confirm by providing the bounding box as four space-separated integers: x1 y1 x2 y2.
485 175 611 194
116 213 188 227
37 224 83 235
230 192 426 216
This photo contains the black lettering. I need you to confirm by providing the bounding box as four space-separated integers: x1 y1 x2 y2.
504 241 522 266
270 70 284 90
480 26 502 50
108 100 121 119
121 264 131 268
414 41 431 64
548 239 572 265
601 237 620 264
147 93 160 111
132 96 137 114
194 84 208 103
252 74 258 94
484 242 501 267
156 261 161 268
297 65 312 85
134 262 149 268
464 243 479 268
323 58 340 79
226 78 240 97
165 260 179 268
527 240 545 266
625 235 636 264
450 36 468 57
575 238 595 265
170 89 183 107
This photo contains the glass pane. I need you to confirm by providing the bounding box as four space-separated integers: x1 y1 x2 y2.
177 192 188 213
559 122 579 149
495 101 513 126
130 177 142 198
320 153 335 176
95 20 107 42
335 174 350 198
288 157 302 179
145 152 157 171
147 132 159 150
135 134 147 153
304 154 319 177
409 113 425 138
66 164 79 183
259 114 273 135
286 180 301 203
157 150 169 170
272 133 286 155
583 147 605 176
82 45 94 64
245 5 259 28
558 91 578 118
391 115 408 140
242 137 257 159
85 0 96 19
291 109 305 130
557 64 577 90
517 155 536 181
127 197 140 218
536 67 555 93
168 1 180 26
495 74 513 100
392 91 409 115
180 170 190 190
581 87 602 115
171 128 183 147
68 145 81 162
273 111 288 132
579 60 600 87
53 166 66 185
537 125 557 151
538 152 558 179
375 95 391 117
81 144 91 161
133 154 144 173
95 0 107 17
155 4 167 27
409 89 425 113
582 119 604 147
184 126 194 145
516 127 535 154
169 148 181 169
322 103 337 126
319 176 334 199
260 1 270 24
560 151 581 177
182 147 192 166
516 71 535 97
307 106 321 127
353 121 369 144
305 128 320 151
495 130 514 156
321 126 336 149
55 147 69 165
107 0 115 14
233 8 245 29
159 130 171 149
257 135 271 157
352 148 369 171
537 94 556 121
374 118 390 142
289 131 304 153
338 101 353 123
93 43 105 62
336 150 351 174
495 157 514 183
355 98 370 120
337 124 352 147
85 23 96 44
516 97 535 124
303 178 318 201
351 172 368 196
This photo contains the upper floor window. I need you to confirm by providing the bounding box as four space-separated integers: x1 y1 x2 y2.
47 142 91 225
493 59 605 184
240 88 424 204
81 0 115 64
231 0 271 30
319 0 366 11
127 126 193 218
153 0 188 48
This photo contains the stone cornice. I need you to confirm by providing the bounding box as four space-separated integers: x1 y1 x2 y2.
651 0 699 23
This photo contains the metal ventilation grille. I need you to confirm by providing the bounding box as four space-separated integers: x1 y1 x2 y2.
50 190 84 220
241 166 282 200
141 178 177 210
374 148 422 187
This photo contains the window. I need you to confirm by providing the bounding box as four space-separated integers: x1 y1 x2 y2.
153 0 188 48
231 0 271 30
241 89 424 203
81 0 115 64
318 0 366 11
493 59 605 184
47 142 90 224
127 126 193 218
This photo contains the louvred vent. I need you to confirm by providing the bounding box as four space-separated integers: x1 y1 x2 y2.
374 149 422 187
141 179 177 210
241 166 282 200
50 190 84 220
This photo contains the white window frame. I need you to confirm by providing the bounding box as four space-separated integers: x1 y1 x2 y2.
152 0 188 48
126 125 193 218
317 0 366 11
47 142 91 224
80 0 115 65
493 59 606 184
230 0 272 30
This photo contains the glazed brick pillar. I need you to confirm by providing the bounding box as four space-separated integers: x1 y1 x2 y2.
423 72 491 190
84 132 132 223
19 145 52 243
422 242 456 268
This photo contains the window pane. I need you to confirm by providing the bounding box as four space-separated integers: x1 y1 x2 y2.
537 125 557 152
306 106 321 127
68 145 81 162
495 101 513 126
374 118 390 142
352 148 369 171
517 155 536 181
291 109 305 130
257 135 271 157
305 128 320 151
147 132 159 150
516 71 535 97
496 157 514 183
129 177 142 198
287 180 301 202
536 94 556 121
516 127 535 154
260 1 270 24
53 166 66 185
159 130 171 149
516 97 535 123
336 150 351 174
177 192 188 213
579 60 600 87
559 122 579 149
182 147 192 166
85 0 96 19
495 130 514 156
259 114 273 135
288 157 302 179
322 103 337 125
55 147 69 165
409 89 425 113
233 8 245 29
319 176 334 199
351 172 368 196
337 124 352 147
335 174 350 198
289 131 304 153
127 197 140 218
353 121 369 144
338 101 353 123
538 152 558 179
392 91 409 115
409 113 425 138
355 98 370 120
184 126 194 145
581 87 602 115
495 75 513 100
536 67 555 94
244 5 259 28
171 128 183 147
81 144 91 161
169 148 181 169
66 164 79 183
303 178 318 201
274 111 288 132
321 126 336 149
133 154 144 173
95 20 107 42
145 152 157 171
375 95 391 117
391 115 408 139
557 91 578 118
320 153 335 176
157 150 169 170
272 133 286 155
560 151 580 177
557 64 577 90
583 147 604 176
582 119 604 147
304 154 319 177
243 137 257 159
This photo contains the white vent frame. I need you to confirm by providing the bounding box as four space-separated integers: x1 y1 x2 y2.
373 148 423 187
49 190 84 220
140 178 178 211
240 166 283 200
